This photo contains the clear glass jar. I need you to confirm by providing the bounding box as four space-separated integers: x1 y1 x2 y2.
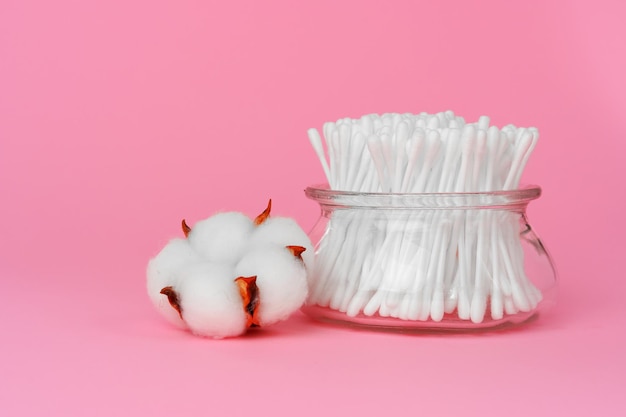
303 184 557 331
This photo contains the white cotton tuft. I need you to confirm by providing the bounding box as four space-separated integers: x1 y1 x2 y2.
146 238 202 327
147 206 313 338
235 244 308 326
177 262 248 339
187 212 254 264
247 217 315 270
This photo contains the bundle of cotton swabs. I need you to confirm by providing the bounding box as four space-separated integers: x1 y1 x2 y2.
306 111 542 324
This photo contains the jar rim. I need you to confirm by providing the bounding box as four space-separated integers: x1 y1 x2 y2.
304 184 542 210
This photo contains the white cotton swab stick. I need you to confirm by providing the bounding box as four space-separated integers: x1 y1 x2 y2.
412 130 442 193
309 213 349 305
453 126 477 320
489 130 509 190
359 114 374 135
338 223 372 312
455 125 476 192
400 129 426 192
483 126 500 191
440 128 463 191
498 222 531 312
330 129 345 189
511 128 539 188
456 217 472 320
307 128 331 184
366 134 389 192
338 123 353 190
503 215 543 309
430 220 452 321
348 210 394 313
503 130 534 190
404 211 437 320
470 210 489 323
471 129 487 191
363 218 405 317
379 127 396 192
489 213 504 320
443 212 462 314
393 219 425 319
348 132 371 191
417 215 447 321
328 218 363 310
477 115 490 131
427 114 440 130
379 226 411 313
322 122 337 187
424 128 447 193
509 228 543 308
392 121 411 191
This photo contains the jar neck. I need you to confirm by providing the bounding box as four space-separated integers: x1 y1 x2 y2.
305 184 541 211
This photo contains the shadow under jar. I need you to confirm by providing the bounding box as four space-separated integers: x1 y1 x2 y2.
303 184 557 331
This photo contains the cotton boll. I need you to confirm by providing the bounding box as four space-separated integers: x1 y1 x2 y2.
146 238 202 327
235 244 308 326
248 217 315 270
187 212 254 265
177 262 248 339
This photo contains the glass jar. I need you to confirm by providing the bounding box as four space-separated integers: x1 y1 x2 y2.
303 184 557 331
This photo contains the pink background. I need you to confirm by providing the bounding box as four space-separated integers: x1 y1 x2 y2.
1 0 625 415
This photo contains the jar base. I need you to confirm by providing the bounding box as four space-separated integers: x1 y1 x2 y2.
301 304 538 333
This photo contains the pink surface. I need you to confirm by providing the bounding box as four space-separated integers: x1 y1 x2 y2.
1 0 625 415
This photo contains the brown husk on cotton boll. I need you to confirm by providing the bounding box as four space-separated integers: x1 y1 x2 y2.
146 199 313 339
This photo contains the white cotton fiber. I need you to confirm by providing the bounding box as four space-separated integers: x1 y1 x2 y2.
147 203 314 338
146 238 202 327
177 262 248 339
235 244 308 326
187 212 254 265
247 217 315 270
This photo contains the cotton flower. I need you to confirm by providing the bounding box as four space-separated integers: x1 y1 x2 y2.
146 200 313 338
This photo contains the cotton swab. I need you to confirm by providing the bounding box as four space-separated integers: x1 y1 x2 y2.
306 111 543 325
400 129 426 192
503 130 534 190
307 128 331 185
